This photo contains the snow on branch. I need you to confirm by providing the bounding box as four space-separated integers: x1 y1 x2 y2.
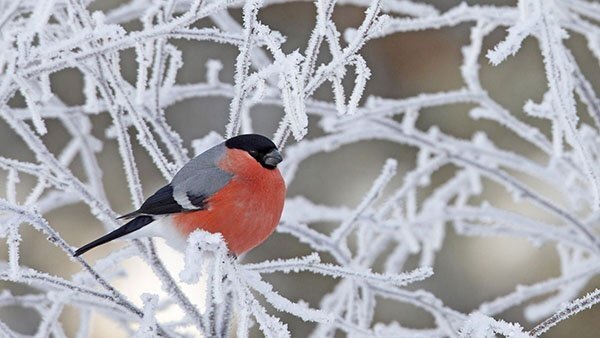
1 0 600 337
529 288 600 337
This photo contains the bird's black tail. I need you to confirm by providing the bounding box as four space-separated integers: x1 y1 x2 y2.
74 215 154 256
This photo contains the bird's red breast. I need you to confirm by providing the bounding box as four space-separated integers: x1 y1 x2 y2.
172 148 286 255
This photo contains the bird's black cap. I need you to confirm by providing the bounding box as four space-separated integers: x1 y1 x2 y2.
225 134 282 169
225 134 277 152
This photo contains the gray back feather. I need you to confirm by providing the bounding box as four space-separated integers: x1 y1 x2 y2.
172 143 233 203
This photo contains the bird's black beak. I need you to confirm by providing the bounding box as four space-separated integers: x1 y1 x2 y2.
263 149 283 168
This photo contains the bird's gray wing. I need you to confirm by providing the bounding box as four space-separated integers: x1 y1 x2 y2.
120 143 233 218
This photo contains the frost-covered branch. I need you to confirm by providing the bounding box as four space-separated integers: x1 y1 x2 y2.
2 0 600 337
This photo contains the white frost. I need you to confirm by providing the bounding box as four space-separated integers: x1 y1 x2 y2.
0 0 599 337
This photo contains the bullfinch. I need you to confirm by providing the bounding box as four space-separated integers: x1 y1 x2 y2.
74 134 285 257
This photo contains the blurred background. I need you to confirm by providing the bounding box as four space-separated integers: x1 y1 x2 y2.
1 0 599 337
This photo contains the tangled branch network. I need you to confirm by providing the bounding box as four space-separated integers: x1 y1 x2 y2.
0 0 600 337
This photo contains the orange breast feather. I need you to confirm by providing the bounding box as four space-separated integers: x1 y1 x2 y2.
172 149 286 254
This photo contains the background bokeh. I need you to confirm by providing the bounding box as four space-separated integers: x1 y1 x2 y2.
1 0 599 337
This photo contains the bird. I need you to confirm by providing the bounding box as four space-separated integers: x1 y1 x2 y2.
74 134 286 257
